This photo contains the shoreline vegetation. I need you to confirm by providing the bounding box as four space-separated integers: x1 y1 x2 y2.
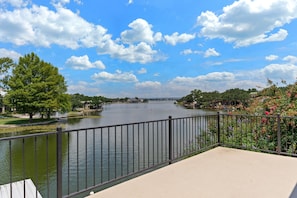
0 109 102 134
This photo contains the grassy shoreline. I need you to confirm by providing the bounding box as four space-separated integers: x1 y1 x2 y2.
0 116 60 134
0 113 101 134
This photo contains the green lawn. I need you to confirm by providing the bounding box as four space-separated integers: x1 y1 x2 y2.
0 117 56 125
0 116 59 134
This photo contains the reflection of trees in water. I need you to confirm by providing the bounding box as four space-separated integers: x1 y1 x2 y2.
66 118 83 125
0 133 69 197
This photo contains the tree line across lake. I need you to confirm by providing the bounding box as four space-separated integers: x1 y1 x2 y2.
1 52 297 122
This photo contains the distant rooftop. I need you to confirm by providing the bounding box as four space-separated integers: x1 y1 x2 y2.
88 147 297 198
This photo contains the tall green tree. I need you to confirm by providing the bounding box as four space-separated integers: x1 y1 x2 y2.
4 53 71 120
0 57 15 90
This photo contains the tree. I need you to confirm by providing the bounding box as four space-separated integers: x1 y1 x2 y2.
4 53 71 121
0 57 15 89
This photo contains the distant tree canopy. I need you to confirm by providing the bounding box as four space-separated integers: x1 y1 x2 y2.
178 88 253 109
70 93 111 111
3 53 71 120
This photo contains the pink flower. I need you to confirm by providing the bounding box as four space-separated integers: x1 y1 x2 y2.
265 111 269 115
261 118 268 124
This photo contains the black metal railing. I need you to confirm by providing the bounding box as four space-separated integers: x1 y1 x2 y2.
219 113 297 157
1 113 297 198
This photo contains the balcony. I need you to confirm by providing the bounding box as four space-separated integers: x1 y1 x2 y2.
1 113 297 198
88 146 297 198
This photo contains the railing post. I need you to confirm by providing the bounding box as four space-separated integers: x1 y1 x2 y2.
56 127 63 198
277 114 281 154
168 116 173 164
217 112 221 145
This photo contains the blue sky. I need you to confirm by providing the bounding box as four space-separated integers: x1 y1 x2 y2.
1 0 297 98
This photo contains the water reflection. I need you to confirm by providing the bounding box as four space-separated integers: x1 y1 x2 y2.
0 133 69 197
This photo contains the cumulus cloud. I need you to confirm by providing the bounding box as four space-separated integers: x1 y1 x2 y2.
0 0 29 7
121 18 162 45
135 81 161 89
265 55 279 61
172 72 235 84
260 63 297 81
92 70 138 82
67 81 101 95
0 48 22 61
164 32 195 46
0 5 164 64
180 49 202 55
97 40 164 64
283 55 297 64
196 0 297 47
0 4 109 49
65 55 106 70
138 68 147 74
204 48 220 58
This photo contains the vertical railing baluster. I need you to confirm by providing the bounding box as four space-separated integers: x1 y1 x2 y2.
168 116 173 164
100 128 103 184
85 129 88 189
132 124 135 173
115 126 117 178
9 140 12 198
108 127 110 180
277 114 281 154
56 127 63 198
34 136 38 198
22 138 26 198
93 129 96 186
67 132 70 195
46 135 49 198
217 112 220 145
142 123 145 169
121 125 123 176
138 123 140 171
77 131 80 191
126 125 129 175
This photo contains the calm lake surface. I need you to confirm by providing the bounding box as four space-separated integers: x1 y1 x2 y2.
0 101 214 197
65 100 212 130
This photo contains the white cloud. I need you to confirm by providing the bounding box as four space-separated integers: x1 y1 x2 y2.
67 81 101 95
265 55 279 61
65 55 105 70
196 0 297 47
92 70 138 82
260 63 297 81
283 55 297 64
180 49 202 55
0 0 29 7
172 72 235 84
128 0 133 5
97 40 164 64
164 32 195 46
135 81 161 89
204 48 220 58
138 68 147 74
0 4 109 49
0 48 22 61
120 18 162 45
0 4 166 64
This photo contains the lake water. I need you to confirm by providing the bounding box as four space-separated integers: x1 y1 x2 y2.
65 100 212 130
0 101 215 197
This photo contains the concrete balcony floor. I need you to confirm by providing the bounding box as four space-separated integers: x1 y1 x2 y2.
87 147 297 198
